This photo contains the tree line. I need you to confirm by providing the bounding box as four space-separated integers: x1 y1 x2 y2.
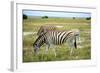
23 14 91 20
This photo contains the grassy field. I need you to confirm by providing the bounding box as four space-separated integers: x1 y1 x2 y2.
23 16 91 62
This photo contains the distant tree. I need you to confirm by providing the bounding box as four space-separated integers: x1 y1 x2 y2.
73 17 75 19
23 14 28 19
86 17 91 20
42 16 48 19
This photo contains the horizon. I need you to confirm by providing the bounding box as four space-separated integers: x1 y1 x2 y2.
23 10 91 18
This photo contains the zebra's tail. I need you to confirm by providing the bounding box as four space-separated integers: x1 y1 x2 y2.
74 36 77 49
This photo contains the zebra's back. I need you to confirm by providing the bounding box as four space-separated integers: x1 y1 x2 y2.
37 25 57 36
45 30 74 45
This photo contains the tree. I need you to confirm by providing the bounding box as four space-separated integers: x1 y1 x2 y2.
73 17 75 19
42 16 48 19
86 17 91 20
23 14 28 19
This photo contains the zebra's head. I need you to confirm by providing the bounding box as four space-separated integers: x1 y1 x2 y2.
33 42 39 54
33 34 46 54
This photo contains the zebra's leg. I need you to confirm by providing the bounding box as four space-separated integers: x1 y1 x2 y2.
50 44 56 57
45 44 50 55
52 48 56 57
69 43 73 55
70 47 74 56
67 40 74 55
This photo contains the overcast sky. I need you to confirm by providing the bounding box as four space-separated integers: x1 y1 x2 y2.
23 10 91 18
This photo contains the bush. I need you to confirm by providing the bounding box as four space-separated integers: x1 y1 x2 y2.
42 16 48 19
73 17 75 19
86 17 91 20
23 14 28 19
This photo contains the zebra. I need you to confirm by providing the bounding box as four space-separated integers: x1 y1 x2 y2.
33 29 80 56
37 25 57 36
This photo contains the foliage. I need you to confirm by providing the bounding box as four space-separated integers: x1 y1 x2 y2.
73 17 75 19
86 17 91 20
23 14 28 20
42 16 48 19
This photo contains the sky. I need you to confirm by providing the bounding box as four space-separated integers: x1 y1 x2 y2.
23 10 91 18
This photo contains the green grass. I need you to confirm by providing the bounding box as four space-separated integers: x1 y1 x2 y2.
23 16 91 62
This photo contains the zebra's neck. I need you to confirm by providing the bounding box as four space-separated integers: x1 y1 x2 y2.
36 33 47 48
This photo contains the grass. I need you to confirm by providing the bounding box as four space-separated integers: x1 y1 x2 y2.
23 16 91 62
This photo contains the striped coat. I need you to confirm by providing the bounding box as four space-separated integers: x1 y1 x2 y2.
33 29 80 56
37 25 57 36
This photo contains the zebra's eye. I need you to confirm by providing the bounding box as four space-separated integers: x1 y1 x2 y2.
33 43 38 47
35 44 38 46
35 43 38 47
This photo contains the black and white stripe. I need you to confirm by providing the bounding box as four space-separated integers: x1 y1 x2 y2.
33 29 80 56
